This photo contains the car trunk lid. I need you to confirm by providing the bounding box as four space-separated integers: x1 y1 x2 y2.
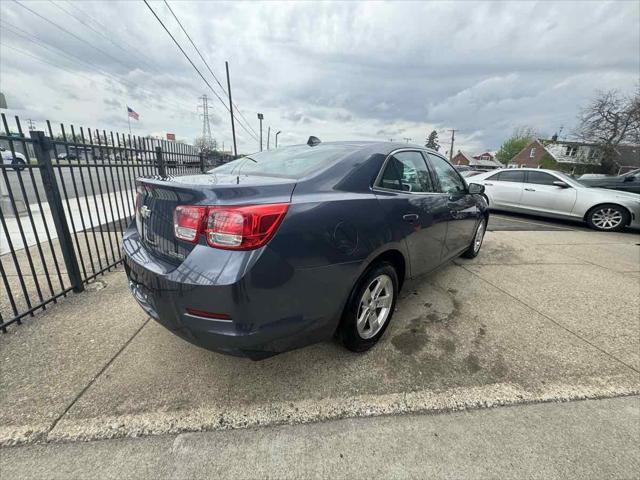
135 173 296 264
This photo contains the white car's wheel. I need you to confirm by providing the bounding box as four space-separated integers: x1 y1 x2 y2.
12 159 26 172
586 204 629 232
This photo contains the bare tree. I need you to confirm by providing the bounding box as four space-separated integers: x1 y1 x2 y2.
194 136 218 153
576 89 640 173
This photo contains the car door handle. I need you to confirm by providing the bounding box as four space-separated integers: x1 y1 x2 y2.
484 182 493 186
402 214 419 223
524 188 536 192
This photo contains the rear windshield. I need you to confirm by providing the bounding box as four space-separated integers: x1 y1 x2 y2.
208 144 359 179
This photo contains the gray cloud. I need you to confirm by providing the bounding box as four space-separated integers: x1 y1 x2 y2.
0 0 638 153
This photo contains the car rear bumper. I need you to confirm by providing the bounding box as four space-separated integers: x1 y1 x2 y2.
122 226 359 359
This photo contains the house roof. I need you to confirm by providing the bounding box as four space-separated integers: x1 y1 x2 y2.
471 157 503 167
454 150 475 163
455 150 502 167
541 138 639 167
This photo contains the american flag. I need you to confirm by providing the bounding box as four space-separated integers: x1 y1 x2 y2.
127 106 139 120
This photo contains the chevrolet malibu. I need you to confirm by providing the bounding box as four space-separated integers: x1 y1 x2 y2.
123 140 488 359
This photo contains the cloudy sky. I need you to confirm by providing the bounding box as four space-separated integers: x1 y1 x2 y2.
1 0 638 155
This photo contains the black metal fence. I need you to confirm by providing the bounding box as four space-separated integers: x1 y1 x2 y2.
0 114 209 332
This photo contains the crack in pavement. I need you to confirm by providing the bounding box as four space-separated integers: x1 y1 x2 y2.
45 317 151 437
458 264 639 375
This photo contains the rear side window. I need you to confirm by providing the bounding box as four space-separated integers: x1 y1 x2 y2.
427 154 466 194
526 171 557 185
378 151 434 193
209 144 358 179
492 170 525 183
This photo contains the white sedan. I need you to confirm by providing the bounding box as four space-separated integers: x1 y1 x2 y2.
467 168 640 231
1 147 27 171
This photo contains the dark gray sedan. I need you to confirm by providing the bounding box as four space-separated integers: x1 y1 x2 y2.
578 169 640 194
123 140 488 359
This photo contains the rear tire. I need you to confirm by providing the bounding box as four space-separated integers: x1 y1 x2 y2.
339 261 398 353
586 204 629 232
12 159 26 172
461 217 486 259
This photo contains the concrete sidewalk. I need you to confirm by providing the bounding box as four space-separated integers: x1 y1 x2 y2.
0 229 638 447
3 396 638 479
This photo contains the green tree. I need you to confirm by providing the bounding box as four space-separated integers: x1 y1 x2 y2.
495 126 537 165
425 130 440 150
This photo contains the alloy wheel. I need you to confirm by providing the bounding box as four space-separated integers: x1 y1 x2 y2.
591 208 623 230
356 274 393 339
474 219 486 253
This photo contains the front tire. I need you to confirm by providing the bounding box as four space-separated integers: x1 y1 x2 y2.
339 261 398 353
586 204 629 232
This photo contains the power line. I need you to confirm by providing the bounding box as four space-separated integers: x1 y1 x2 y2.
49 0 160 75
142 0 259 143
0 41 100 84
12 0 138 74
0 21 196 116
163 0 259 139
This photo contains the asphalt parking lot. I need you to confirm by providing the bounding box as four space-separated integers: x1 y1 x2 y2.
1 212 638 452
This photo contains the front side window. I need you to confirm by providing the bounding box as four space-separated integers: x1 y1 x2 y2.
527 171 557 185
378 151 434 193
427 154 466 194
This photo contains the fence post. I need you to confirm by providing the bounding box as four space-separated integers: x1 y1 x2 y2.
155 146 166 177
31 131 84 293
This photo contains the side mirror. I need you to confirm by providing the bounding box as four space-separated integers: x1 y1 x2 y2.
623 176 633 182
468 182 485 194
553 180 569 188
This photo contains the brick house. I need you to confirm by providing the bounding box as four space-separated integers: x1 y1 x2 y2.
451 150 502 170
509 139 551 168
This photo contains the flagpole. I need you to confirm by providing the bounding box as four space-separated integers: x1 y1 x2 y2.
127 110 131 135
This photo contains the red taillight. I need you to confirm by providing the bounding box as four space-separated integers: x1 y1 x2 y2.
174 205 206 243
173 204 288 250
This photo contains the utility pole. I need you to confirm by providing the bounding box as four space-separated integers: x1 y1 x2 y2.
225 62 237 157
448 129 456 161
267 126 271 150
257 113 264 151
27 119 36 131
198 95 213 151
275 130 281 148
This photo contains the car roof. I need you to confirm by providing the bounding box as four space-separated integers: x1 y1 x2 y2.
282 140 444 158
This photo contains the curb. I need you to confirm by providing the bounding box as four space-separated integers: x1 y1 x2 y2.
2 375 638 448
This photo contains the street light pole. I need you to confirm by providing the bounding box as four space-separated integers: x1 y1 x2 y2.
267 126 271 150
275 130 281 148
257 113 264 151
